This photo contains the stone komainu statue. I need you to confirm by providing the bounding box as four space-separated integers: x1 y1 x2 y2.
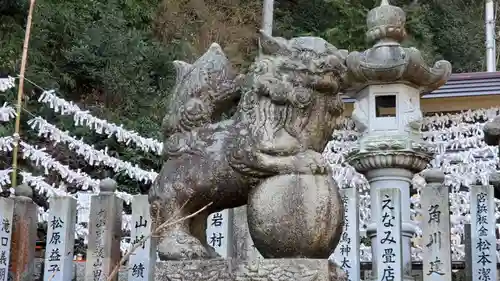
149 31 348 260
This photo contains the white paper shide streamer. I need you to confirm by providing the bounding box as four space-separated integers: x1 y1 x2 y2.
0 76 15 92
0 136 133 204
38 90 163 155
28 117 158 183
0 103 16 122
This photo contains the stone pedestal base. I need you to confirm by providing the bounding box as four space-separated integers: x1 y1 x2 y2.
155 259 345 281
155 259 233 281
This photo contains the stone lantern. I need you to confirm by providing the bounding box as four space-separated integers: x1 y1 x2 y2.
342 0 452 280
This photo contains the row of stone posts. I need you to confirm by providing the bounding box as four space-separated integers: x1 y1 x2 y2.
0 178 158 281
0 176 261 281
333 169 499 281
1 175 499 281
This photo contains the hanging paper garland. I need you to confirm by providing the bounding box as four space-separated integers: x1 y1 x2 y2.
20 171 71 197
28 116 158 183
38 90 163 156
0 136 133 204
0 81 151 252
20 140 101 192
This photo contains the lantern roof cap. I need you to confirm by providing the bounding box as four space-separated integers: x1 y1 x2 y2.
341 0 452 95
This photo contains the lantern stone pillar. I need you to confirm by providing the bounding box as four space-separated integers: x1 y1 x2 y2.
341 1 452 280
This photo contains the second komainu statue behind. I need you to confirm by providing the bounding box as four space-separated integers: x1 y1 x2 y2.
149 31 347 262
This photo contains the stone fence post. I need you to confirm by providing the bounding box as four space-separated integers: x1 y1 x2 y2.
0 196 14 281
9 184 37 281
469 183 497 281
43 194 77 281
375 188 403 281
206 209 233 258
84 178 122 281
332 187 360 281
231 206 261 260
128 194 155 281
421 169 451 281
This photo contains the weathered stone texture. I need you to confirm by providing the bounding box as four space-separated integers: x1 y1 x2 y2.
231 206 262 260
148 30 348 261
155 259 234 281
235 259 331 281
10 185 38 281
247 174 343 259
483 116 500 146
153 259 337 281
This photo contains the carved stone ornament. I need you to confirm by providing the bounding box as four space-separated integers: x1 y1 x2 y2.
154 259 346 281
346 134 435 173
161 42 242 139
341 0 452 95
149 30 348 261
247 174 343 258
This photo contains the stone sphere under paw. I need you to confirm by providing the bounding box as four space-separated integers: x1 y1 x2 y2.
247 174 344 258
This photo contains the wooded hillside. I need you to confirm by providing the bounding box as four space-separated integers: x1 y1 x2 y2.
0 0 493 195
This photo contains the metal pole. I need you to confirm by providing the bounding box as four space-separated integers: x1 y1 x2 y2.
261 0 274 35
486 0 496 72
